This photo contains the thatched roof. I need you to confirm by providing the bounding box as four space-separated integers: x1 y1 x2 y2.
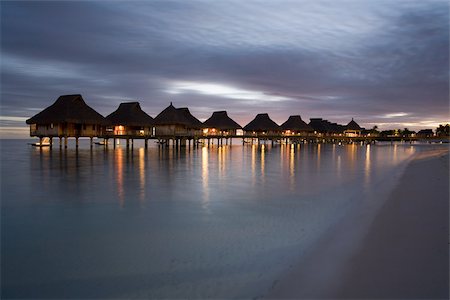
26 94 107 125
177 107 204 129
281 115 313 132
153 103 202 128
346 119 361 131
153 103 188 126
309 118 327 132
243 113 281 131
106 102 153 127
203 111 242 130
309 118 346 133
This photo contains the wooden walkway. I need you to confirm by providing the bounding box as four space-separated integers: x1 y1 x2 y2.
34 134 449 149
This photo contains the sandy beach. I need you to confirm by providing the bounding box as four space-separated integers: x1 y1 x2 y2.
265 147 449 299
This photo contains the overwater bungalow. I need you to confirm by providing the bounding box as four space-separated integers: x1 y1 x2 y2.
153 103 202 137
309 118 345 136
203 111 242 136
26 94 107 147
281 115 314 136
417 129 434 138
106 102 154 137
153 103 188 136
177 107 204 136
344 119 362 137
243 113 281 136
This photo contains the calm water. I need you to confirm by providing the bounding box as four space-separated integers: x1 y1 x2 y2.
1 139 419 298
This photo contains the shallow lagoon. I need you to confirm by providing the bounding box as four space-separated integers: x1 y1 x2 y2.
1 139 417 298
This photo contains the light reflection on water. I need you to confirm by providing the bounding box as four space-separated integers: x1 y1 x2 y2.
1 140 427 298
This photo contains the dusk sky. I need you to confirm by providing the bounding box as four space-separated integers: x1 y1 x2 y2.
1 0 448 137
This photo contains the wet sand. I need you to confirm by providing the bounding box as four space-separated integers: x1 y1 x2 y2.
266 147 449 299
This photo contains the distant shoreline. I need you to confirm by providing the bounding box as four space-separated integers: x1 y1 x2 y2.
265 147 449 299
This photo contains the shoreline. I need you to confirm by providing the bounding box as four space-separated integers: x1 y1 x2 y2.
265 147 449 299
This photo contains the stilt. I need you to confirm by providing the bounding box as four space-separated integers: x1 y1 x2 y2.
131 139 134 149
104 138 108 147
64 136 68 148
39 137 43 146
208 139 211 147
126 138 130 148
49 137 53 149
59 136 62 148
90 137 93 148
145 138 148 148
75 137 79 148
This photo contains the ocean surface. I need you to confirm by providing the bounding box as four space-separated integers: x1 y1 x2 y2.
1 139 423 298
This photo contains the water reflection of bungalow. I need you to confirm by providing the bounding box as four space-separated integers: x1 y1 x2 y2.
26 94 107 147
344 119 362 137
243 113 281 136
281 115 314 136
203 111 242 136
106 102 154 137
153 103 202 137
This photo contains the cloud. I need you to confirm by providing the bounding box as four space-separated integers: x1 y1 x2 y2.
0 0 448 136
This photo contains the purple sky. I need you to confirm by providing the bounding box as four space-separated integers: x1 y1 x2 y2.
1 0 449 137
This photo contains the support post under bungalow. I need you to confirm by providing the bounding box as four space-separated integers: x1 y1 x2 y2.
131 139 134 149
64 136 68 148
49 137 53 149
104 138 108 147
145 138 148 149
126 138 130 148
39 137 43 146
59 136 62 148
90 137 93 148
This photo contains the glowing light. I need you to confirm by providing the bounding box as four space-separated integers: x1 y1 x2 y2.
166 81 291 102
114 125 125 135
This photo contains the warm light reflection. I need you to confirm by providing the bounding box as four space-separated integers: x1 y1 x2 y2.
138 148 145 202
201 147 210 210
317 143 321 169
116 148 124 206
261 145 265 182
251 144 257 186
393 144 398 164
337 154 342 177
364 144 371 187
289 144 295 190
348 143 357 170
